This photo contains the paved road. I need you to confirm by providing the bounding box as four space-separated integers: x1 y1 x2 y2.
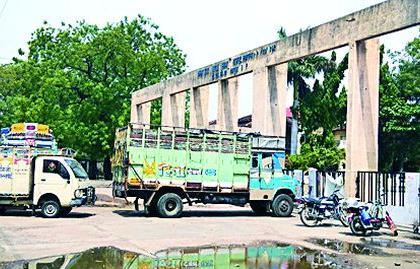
0 192 419 268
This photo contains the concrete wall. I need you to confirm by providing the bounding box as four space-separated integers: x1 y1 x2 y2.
386 173 420 227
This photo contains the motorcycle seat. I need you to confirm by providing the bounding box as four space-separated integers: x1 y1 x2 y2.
320 200 335 206
306 198 321 204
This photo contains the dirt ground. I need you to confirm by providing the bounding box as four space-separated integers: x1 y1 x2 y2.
0 188 419 268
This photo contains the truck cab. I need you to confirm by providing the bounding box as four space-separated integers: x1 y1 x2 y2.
32 155 95 217
249 151 299 216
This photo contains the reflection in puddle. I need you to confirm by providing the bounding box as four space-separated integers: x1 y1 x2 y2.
308 238 420 255
307 238 384 255
1 243 347 269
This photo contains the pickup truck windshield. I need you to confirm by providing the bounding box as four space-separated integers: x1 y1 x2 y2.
65 159 88 179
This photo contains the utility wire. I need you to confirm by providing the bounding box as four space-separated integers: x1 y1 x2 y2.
0 0 8 21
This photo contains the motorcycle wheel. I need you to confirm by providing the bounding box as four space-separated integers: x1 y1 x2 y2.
299 206 319 227
336 207 349 227
350 216 367 236
339 212 349 227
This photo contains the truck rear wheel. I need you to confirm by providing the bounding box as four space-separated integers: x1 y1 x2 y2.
156 193 183 218
250 201 270 215
41 201 61 218
272 194 293 217
0 207 6 215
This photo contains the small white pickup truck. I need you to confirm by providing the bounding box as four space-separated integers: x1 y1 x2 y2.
0 147 95 217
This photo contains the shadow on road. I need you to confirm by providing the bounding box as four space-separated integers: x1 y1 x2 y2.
112 209 277 218
295 223 342 228
0 210 95 218
339 231 381 237
61 212 96 218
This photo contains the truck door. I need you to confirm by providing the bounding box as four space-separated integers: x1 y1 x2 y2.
33 158 73 204
259 153 273 189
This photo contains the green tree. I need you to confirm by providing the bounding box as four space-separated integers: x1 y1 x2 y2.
379 35 420 171
297 51 348 138
278 28 347 170
287 133 345 171
0 16 186 165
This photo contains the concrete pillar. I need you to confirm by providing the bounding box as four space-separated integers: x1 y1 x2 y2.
130 102 151 124
138 103 151 125
189 85 209 128
130 102 137 123
162 91 186 127
252 63 288 136
217 77 239 131
345 38 380 197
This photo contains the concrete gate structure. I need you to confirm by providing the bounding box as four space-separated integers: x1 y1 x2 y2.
131 0 420 197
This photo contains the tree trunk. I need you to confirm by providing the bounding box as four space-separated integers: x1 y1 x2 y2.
104 156 112 181
87 160 98 180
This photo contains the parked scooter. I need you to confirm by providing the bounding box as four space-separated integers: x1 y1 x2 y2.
347 197 398 236
297 190 349 227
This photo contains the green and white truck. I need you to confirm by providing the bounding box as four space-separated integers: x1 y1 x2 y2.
112 123 299 218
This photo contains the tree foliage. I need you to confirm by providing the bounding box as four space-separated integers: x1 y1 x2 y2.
297 51 348 138
379 34 420 172
280 28 348 171
287 133 345 171
0 16 186 160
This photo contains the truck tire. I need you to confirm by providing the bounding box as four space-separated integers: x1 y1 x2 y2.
156 193 183 218
0 207 6 215
41 200 61 218
272 194 293 217
250 201 270 216
60 207 72 217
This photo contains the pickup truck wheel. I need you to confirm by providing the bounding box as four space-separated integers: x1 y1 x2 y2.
60 207 72 217
272 194 293 217
41 201 61 218
156 193 183 218
0 207 6 215
250 201 270 215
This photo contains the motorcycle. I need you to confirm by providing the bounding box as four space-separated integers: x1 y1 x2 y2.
296 190 349 227
347 197 398 236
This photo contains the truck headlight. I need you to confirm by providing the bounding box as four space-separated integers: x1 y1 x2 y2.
74 189 84 198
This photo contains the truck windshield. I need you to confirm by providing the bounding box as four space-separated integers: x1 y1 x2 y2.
65 159 88 180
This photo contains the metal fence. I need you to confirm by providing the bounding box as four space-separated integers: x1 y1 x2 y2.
315 171 345 197
284 170 345 198
356 171 405 206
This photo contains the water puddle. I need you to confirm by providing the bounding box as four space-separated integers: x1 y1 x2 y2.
1 242 352 269
308 237 420 256
307 238 384 255
359 238 420 251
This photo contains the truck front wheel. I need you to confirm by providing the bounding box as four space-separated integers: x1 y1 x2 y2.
272 194 293 217
156 193 183 218
41 201 61 218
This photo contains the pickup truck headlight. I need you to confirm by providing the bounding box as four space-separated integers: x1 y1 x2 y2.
74 189 84 198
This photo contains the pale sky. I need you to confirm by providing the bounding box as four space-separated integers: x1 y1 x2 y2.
0 0 418 118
